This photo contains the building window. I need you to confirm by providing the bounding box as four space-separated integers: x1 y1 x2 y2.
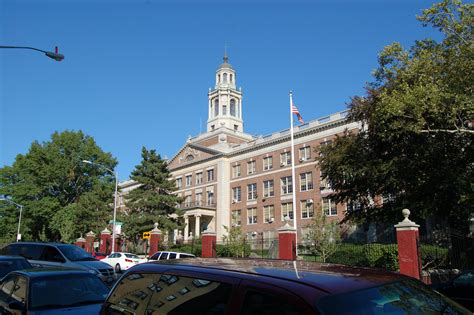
281 176 293 195
280 152 291 166
211 125 215 130
185 154 194 162
230 74 233 83
322 197 337 216
234 125 238 131
247 208 257 225
207 169 214 182
230 99 236 116
301 200 314 219
300 172 313 191
319 140 333 157
196 172 203 185
346 200 362 213
264 205 275 223
320 171 331 190
207 190 214 206
184 195 192 207
263 180 274 198
176 178 182 190
223 105 227 115
223 73 228 83
214 99 219 116
185 175 192 187
299 146 311 161
232 165 241 178
247 183 257 200
232 187 241 203
281 202 294 220
232 210 241 226
247 160 256 175
263 156 273 171
196 193 202 206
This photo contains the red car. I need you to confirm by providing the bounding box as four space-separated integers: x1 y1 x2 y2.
92 252 107 260
100 258 470 314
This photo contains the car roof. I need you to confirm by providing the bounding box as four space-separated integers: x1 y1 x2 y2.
7 242 73 247
10 267 94 279
129 258 405 294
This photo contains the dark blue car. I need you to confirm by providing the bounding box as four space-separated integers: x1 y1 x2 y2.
0 255 32 278
0 268 110 314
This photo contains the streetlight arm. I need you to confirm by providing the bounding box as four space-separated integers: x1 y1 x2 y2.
0 45 64 61
82 160 115 176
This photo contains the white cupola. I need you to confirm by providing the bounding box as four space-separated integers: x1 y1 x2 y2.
207 52 243 133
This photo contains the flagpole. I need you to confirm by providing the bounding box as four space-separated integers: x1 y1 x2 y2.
289 91 299 257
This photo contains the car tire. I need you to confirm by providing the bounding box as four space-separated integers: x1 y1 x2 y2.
115 263 121 273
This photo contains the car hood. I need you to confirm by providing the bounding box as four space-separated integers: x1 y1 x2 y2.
73 260 113 270
32 303 102 314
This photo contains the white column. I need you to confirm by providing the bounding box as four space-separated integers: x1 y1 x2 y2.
184 215 189 242
195 214 201 238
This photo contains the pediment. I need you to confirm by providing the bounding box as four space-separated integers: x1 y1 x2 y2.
168 144 222 170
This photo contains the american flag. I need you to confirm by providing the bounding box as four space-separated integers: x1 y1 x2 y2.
291 104 304 124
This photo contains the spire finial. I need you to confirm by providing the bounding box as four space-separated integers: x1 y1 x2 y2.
223 44 228 63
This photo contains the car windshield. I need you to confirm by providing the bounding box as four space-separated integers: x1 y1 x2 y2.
317 279 469 314
124 254 139 259
30 274 109 310
57 245 95 261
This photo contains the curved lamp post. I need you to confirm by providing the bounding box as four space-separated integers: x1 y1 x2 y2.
0 197 24 242
0 45 64 61
81 160 118 253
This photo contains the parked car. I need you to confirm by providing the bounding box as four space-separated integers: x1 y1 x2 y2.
0 242 116 284
148 251 195 261
0 268 109 314
431 270 474 311
92 252 107 260
101 252 145 273
101 258 470 315
0 256 32 278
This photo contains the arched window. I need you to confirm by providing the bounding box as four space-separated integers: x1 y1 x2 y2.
230 74 233 83
223 105 227 115
185 155 194 162
214 99 219 116
218 74 220 83
230 99 236 116
223 73 227 83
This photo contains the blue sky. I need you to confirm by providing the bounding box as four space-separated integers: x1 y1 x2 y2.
1 0 444 181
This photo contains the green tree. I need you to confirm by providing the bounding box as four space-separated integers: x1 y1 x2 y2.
0 130 117 242
319 0 473 230
123 147 182 244
305 212 341 263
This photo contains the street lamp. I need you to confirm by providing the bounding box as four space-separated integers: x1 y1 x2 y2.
82 160 118 253
0 197 24 242
0 45 64 61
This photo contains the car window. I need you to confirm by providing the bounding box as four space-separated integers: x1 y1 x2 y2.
149 253 160 260
57 244 95 261
0 259 32 278
11 276 27 304
158 252 168 260
241 290 306 315
30 274 109 310
41 246 66 263
125 254 139 259
0 274 16 296
17 244 44 260
169 253 177 259
316 279 469 314
103 272 233 315
180 254 194 259
453 271 474 286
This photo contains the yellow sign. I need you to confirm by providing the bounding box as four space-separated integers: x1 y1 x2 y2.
142 231 151 239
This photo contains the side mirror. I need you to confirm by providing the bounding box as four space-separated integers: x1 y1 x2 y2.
8 301 25 311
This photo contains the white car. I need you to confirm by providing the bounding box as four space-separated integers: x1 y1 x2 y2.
101 252 145 272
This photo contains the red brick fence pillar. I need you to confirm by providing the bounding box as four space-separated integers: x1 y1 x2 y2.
75 234 86 249
278 219 297 260
395 209 421 280
201 229 217 258
85 231 96 253
149 223 162 256
100 228 112 254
